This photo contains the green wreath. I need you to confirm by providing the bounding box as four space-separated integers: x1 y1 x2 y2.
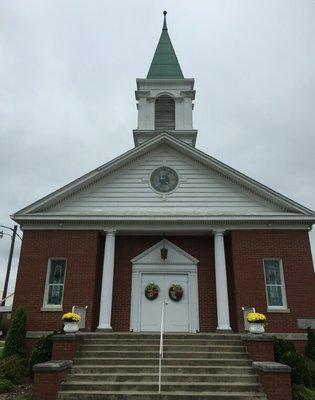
145 282 159 300
169 284 184 302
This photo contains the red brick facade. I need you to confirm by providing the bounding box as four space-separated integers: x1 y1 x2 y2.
229 230 315 333
13 230 104 332
12 229 314 335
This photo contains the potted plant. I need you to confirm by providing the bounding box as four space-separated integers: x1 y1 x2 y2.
247 312 267 334
62 312 81 334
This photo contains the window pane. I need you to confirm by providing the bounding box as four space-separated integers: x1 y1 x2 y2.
49 260 66 284
47 285 63 305
264 260 281 285
267 285 283 306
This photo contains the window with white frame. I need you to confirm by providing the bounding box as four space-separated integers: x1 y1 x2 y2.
44 259 67 307
263 258 287 309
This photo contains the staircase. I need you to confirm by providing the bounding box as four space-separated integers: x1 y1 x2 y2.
57 332 267 400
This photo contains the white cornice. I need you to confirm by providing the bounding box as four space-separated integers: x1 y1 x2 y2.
136 78 195 90
18 221 312 233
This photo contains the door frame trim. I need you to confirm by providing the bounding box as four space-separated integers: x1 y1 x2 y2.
130 240 199 332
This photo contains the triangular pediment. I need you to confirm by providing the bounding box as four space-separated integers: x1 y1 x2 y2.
131 239 199 265
13 133 315 223
43 143 287 215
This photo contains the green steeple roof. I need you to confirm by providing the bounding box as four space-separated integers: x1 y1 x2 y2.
147 11 184 79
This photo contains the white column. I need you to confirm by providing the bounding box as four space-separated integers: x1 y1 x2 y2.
98 230 116 330
213 230 231 331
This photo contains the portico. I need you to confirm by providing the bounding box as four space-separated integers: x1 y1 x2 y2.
97 230 231 332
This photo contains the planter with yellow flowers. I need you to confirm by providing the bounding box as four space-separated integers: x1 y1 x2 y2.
247 312 267 334
62 312 81 334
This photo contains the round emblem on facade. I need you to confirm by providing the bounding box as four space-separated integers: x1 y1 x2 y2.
169 284 184 302
150 166 179 193
145 282 160 301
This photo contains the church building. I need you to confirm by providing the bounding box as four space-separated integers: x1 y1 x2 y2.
12 12 315 339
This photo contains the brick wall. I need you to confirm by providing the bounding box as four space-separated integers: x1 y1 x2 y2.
229 230 315 333
13 230 103 333
256 370 292 400
13 229 314 337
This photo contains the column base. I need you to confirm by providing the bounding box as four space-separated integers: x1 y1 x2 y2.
97 324 113 331
217 326 232 331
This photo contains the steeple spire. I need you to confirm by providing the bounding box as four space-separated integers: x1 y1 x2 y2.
147 11 184 79
163 10 167 30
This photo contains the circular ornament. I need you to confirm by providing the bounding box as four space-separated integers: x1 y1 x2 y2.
169 284 184 302
150 166 179 193
145 282 160 301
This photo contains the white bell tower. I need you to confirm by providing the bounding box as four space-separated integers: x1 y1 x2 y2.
133 12 197 147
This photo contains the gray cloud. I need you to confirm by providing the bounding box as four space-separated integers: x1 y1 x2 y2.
0 0 314 294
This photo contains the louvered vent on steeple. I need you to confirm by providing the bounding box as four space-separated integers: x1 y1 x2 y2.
155 95 175 130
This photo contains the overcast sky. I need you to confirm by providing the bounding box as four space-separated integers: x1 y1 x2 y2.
0 0 314 296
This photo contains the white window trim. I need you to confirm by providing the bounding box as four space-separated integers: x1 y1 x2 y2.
42 258 67 310
263 258 288 311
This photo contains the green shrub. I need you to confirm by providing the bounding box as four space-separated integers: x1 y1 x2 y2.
305 358 315 387
29 334 53 378
293 385 315 400
281 351 313 387
306 328 315 362
2 307 27 359
0 378 13 393
0 355 25 384
274 338 296 362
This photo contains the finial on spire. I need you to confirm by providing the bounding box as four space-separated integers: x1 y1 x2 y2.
163 10 167 30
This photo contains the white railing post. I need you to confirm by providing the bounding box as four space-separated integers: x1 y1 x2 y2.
158 300 166 393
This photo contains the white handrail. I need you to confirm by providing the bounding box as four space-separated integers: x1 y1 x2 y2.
158 300 166 393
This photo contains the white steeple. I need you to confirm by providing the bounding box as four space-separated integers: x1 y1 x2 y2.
133 12 197 147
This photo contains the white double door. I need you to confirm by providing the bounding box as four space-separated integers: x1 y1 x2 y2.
140 273 189 332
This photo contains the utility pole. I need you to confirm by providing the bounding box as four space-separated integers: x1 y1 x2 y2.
1 225 17 306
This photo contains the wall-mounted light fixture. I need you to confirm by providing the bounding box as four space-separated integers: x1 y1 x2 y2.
161 247 168 260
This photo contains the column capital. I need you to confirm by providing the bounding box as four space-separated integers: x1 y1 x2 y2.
212 229 225 236
103 230 117 235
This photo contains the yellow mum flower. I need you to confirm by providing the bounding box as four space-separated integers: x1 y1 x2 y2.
62 312 81 322
247 312 266 323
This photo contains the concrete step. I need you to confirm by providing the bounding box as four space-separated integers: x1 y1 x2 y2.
83 339 243 346
67 373 258 383
71 365 255 375
80 344 246 352
73 358 252 367
60 381 263 393
76 351 249 359
58 390 267 400
57 332 265 400
79 333 241 340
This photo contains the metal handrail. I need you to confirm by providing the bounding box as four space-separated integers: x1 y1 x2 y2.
158 300 166 393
